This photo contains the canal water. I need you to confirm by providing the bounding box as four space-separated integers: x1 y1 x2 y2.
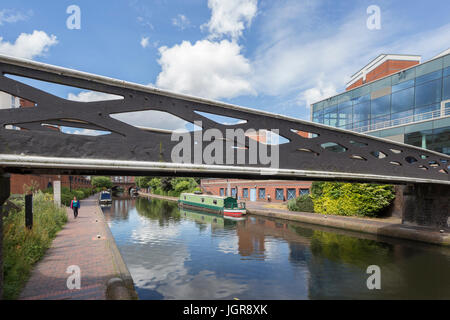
102 195 450 300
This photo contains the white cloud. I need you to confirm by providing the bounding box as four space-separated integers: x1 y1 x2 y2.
140 36 150 48
203 0 257 40
0 30 57 60
172 14 190 30
67 91 122 102
156 39 254 100
0 9 32 25
298 78 337 108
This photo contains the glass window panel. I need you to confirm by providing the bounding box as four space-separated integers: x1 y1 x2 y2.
415 79 442 107
391 67 416 85
444 76 450 101
443 66 450 77
338 100 352 109
338 93 351 104
370 77 391 92
414 104 440 120
415 58 443 77
391 110 413 120
443 54 450 68
378 126 405 137
352 120 370 132
287 189 296 200
338 106 353 128
351 85 371 98
353 101 371 122
323 105 337 114
351 93 370 104
258 188 265 199
371 95 391 118
415 69 442 85
391 87 414 113
392 79 414 93
371 115 390 126
405 129 434 149
275 188 284 200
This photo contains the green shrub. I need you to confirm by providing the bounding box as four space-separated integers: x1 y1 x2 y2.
312 182 395 217
3 191 67 299
288 194 315 212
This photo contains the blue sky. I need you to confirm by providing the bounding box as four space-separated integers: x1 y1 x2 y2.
1 0 450 125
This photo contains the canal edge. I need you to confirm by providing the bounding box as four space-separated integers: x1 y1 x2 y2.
95 198 139 300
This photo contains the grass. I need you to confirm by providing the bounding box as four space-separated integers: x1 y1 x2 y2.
2 191 67 299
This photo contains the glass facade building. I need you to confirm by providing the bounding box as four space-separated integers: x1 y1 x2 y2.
311 53 450 155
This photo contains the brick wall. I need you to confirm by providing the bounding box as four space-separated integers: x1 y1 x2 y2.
10 174 92 194
346 59 419 91
201 179 312 202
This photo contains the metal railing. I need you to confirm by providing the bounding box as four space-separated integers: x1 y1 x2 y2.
352 106 450 133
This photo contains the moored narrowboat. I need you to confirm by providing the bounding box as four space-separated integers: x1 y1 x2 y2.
178 193 246 218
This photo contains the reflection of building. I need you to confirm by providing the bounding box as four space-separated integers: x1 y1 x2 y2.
201 179 311 203
235 217 310 258
111 176 135 183
1 91 91 194
311 50 450 155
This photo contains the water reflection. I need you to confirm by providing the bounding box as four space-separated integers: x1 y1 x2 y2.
103 196 450 300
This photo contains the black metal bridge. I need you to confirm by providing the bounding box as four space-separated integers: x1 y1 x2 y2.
0 54 448 185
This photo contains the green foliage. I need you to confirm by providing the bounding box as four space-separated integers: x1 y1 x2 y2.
287 194 315 213
310 230 390 268
2 191 68 299
91 176 112 189
312 182 395 217
311 181 325 199
138 177 199 197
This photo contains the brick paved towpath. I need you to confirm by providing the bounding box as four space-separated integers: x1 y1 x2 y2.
20 195 136 300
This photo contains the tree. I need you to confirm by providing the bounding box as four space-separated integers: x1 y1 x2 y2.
91 176 112 189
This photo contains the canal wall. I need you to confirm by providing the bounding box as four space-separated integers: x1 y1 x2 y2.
138 191 450 247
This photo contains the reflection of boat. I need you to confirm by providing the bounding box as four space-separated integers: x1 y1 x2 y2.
99 191 112 205
179 193 246 218
180 208 225 226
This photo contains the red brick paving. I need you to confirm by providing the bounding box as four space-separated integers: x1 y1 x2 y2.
20 195 118 300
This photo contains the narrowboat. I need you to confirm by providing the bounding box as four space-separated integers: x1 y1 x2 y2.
99 190 112 205
178 193 246 218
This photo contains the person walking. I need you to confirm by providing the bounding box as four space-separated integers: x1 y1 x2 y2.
70 196 80 219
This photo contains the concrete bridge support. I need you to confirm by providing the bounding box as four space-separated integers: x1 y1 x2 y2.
0 174 10 300
401 184 450 229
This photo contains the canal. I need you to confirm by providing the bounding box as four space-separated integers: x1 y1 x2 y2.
102 195 450 300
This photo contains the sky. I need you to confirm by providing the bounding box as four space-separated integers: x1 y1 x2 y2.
1 0 450 131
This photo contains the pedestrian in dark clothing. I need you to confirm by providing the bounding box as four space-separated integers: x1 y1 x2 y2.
70 196 80 218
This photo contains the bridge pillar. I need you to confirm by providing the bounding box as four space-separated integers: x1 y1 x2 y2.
0 174 10 300
401 184 450 229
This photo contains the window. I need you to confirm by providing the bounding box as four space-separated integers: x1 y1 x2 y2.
415 69 442 86
391 87 414 113
392 79 414 93
219 188 224 196
231 188 237 197
258 188 266 199
287 188 296 200
443 76 450 101
275 188 284 201
213 200 217 205
415 79 442 107
243 188 249 198
353 101 371 123
201 198 205 203
371 95 391 118
300 188 310 195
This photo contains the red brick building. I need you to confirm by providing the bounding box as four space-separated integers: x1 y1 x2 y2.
200 178 312 203
346 54 421 91
10 174 92 194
